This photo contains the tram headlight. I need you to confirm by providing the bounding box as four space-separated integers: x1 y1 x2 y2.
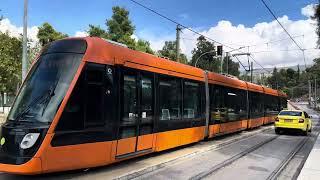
20 133 40 149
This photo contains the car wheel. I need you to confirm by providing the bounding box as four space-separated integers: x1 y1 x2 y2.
309 127 312 132
303 126 308 136
275 128 280 135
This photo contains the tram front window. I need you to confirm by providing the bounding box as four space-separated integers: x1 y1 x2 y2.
8 53 83 123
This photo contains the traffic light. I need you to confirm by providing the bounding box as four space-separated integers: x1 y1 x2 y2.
217 45 223 56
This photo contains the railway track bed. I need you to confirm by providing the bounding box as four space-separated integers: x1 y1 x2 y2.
133 124 319 180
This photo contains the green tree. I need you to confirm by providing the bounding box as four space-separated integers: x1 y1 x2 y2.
37 22 68 47
87 24 109 38
0 9 3 21
306 58 320 79
158 41 188 64
223 57 240 77
87 6 155 54
190 36 239 76
190 36 219 72
313 5 320 46
0 32 22 95
267 67 279 89
135 39 154 54
27 41 41 66
106 6 136 49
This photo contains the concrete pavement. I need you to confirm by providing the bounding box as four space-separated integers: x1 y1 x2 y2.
298 106 320 180
0 114 5 124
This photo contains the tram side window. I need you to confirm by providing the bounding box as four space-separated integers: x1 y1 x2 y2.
183 81 200 119
159 76 181 121
122 75 138 125
210 85 226 124
226 88 247 121
249 92 264 119
281 97 287 110
85 64 105 127
56 73 85 131
141 76 153 124
210 85 248 124
264 95 279 116
56 63 111 132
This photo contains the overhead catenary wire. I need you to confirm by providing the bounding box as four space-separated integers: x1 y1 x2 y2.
249 47 319 54
249 54 271 73
128 0 288 75
259 0 304 51
234 56 249 71
128 0 240 51
259 0 307 68
182 34 308 48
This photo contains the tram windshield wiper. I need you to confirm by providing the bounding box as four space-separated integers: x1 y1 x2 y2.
14 79 58 122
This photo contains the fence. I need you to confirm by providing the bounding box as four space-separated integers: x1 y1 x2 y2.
0 93 14 114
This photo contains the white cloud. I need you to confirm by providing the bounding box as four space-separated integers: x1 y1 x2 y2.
0 18 89 44
74 31 88 37
0 18 38 44
301 4 316 17
131 34 138 40
139 4 320 69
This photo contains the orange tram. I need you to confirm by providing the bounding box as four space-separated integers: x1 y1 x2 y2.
0 37 287 174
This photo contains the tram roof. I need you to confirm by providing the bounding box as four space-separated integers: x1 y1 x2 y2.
72 37 283 96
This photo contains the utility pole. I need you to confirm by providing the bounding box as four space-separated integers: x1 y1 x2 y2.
220 54 224 74
309 80 312 105
176 24 181 63
226 52 229 74
315 78 317 108
250 61 253 83
22 0 28 82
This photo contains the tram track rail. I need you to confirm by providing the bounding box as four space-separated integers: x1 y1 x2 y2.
190 135 279 180
266 137 308 180
192 104 320 180
116 127 275 180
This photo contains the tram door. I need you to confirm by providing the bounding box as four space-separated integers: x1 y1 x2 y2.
116 69 154 157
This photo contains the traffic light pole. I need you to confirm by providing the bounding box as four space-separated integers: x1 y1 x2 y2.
176 25 181 63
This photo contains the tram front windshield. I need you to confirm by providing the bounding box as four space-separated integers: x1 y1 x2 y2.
8 53 83 124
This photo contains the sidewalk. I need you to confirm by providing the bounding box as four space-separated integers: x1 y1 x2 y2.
298 135 320 180
297 105 320 180
0 113 6 124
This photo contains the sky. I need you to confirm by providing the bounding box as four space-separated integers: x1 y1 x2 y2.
0 0 319 69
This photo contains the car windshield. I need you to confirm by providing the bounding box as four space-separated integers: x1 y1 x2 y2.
7 53 83 123
279 111 302 116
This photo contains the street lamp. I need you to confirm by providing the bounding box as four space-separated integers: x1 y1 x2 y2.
225 46 246 74
194 50 215 68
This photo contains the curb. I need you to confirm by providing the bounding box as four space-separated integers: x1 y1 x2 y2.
114 126 273 180
288 101 300 110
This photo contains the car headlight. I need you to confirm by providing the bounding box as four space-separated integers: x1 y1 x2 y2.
20 133 40 149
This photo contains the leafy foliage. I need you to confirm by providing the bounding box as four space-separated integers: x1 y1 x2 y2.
222 56 240 77
106 6 136 49
190 36 219 71
158 41 188 64
87 25 108 38
190 36 240 76
135 40 154 54
0 32 22 94
37 22 68 47
265 64 318 98
88 6 154 54
313 5 320 46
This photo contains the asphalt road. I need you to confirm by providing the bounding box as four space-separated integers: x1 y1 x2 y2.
0 102 318 180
